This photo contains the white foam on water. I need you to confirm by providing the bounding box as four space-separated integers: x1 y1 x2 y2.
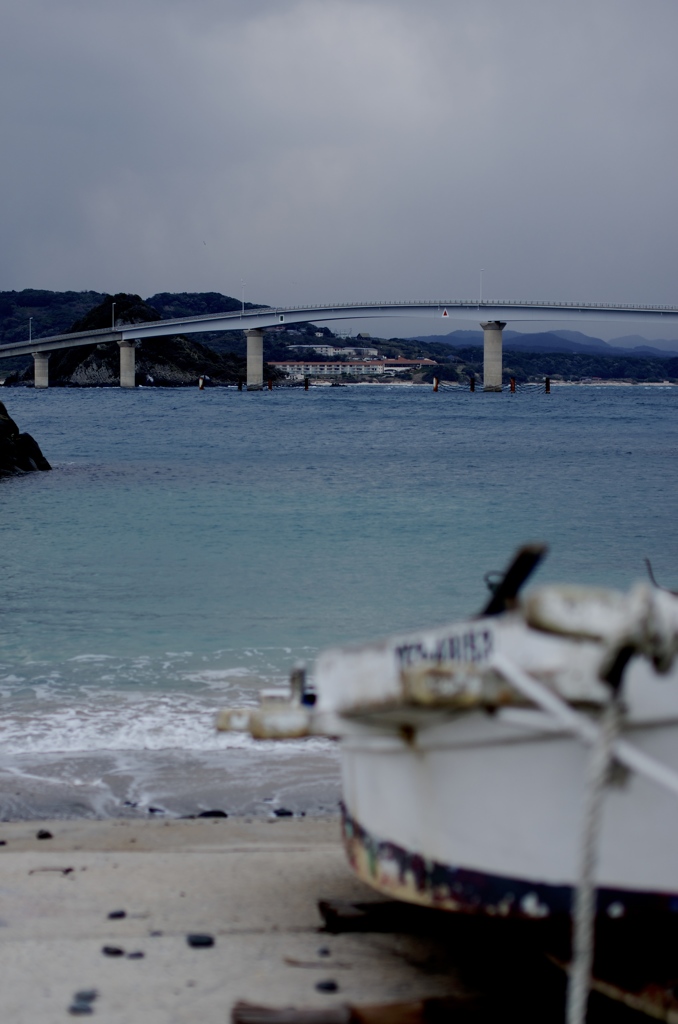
0 687 332 757
68 654 116 663
182 668 255 685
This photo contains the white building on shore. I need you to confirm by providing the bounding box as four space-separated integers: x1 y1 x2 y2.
271 358 437 380
286 344 379 358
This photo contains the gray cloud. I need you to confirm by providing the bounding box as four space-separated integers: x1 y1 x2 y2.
1 0 677 337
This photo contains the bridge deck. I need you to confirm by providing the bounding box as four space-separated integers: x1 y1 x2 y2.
2 300 678 361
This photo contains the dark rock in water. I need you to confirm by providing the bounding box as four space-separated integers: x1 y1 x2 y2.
107 910 126 919
36 829 53 840
0 403 51 478
0 403 19 438
186 933 215 948
197 810 228 818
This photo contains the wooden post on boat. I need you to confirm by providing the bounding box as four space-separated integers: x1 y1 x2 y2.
433 377 439 392
470 376 475 392
510 377 516 393
545 377 551 394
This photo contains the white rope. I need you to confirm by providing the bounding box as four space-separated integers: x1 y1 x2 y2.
566 688 622 1024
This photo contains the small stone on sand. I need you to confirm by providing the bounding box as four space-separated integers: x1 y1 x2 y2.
74 991 98 1004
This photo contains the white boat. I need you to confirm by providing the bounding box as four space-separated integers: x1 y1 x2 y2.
218 545 678 925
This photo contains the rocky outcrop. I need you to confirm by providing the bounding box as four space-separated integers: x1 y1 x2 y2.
0 402 51 477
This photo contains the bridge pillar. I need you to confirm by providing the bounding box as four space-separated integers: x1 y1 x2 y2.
118 340 137 388
481 321 506 392
33 352 50 389
246 329 264 390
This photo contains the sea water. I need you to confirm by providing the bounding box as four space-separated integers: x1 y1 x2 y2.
0 384 676 817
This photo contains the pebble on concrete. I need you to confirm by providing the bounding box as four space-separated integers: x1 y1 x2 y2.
316 980 338 993
36 829 53 840
102 945 125 957
74 991 98 1004
68 990 98 1016
186 934 215 948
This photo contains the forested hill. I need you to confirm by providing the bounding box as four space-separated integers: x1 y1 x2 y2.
0 289 266 347
0 290 107 345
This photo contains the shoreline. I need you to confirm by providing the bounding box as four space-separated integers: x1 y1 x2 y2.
3 380 675 390
0 747 343 823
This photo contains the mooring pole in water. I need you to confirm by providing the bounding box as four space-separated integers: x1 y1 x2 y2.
304 377 309 391
545 377 551 394
237 379 243 391
198 376 205 390
267 378 273 391
470 376 475 392
433 377 439 392
510 377 516 393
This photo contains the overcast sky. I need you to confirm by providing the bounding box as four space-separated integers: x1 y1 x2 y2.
1 0 677 337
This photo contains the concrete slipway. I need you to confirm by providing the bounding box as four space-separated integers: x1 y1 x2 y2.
0 819 468 1024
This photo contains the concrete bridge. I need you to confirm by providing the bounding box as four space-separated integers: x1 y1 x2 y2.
1 300 678 391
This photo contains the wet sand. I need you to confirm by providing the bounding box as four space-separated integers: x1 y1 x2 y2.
0 748 342 820
0 818 462 1023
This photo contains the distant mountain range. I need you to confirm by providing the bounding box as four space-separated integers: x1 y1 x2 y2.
412 329 678 358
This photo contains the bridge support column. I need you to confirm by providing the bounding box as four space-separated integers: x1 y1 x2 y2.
33 352 50 389
481 321 506 392
246 329 264 390
118 340 137 388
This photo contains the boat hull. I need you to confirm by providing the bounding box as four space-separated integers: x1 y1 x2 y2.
338 699 678 919
341 804 678 919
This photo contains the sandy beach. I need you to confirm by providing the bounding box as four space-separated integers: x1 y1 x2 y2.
0 817 466 1023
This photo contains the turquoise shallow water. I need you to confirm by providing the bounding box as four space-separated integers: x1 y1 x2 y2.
0 383 676 816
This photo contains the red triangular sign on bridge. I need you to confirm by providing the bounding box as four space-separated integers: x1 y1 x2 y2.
442 308 448 317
